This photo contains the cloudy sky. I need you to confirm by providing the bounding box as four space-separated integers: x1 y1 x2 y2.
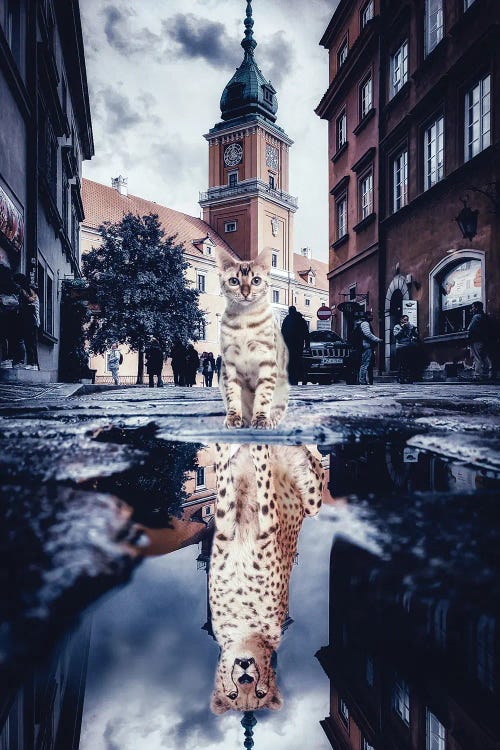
80 0 339 262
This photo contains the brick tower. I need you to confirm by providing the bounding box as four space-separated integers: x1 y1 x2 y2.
199 0 298 267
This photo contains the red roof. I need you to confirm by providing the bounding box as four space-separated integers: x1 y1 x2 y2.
81 178 235 257
293 253 328 291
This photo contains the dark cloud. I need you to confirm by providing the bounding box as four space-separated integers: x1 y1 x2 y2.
258 31 295 89
102 4 164 58
163 14 240 69
95 87 143 131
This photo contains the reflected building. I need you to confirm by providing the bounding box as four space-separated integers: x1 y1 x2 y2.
316 538 499 750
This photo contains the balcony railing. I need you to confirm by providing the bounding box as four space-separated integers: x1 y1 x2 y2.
199 178 298 209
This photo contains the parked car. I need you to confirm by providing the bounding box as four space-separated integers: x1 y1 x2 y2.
302 330 357 384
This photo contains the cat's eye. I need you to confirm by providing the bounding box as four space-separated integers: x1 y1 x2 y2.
256 690 267 699
251 277 262 285
228 277 239 286
228 692 238 700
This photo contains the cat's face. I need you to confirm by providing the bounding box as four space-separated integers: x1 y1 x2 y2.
217 248 271 308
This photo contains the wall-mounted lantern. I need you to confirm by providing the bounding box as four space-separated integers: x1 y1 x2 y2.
455 195 479 241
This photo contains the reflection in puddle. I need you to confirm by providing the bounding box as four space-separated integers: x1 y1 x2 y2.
209 444 323 714
1 435 499 749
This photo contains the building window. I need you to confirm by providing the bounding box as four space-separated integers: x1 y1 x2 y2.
197 272 206 293
196 467 206 488
338 698 349 729
5 0 23 70
360 76 373 119
424 115 444 190
37 259 54 336
464 0 476 7
360 172 373 219
336 110 347 151
393 678 410 724
362 740 375 750
425 0 443 56
336 196 347 239
337 38 348 69
272 289 280 304
426 710 445 750
305 297 311 307
269 174 275 190
361 0 374 28
390 41 408 99
228 171 238 187
308 273 315 286
393 149 408 212
263 86 274 103
465 74 491 162
271 252 278 268
224 221 237 233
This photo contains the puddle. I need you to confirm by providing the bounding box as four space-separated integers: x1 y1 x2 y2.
1 433 499 749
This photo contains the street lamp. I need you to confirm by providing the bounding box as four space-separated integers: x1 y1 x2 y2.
455 195 479 241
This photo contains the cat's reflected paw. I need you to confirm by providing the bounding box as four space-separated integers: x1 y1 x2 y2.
225 413 244 428
251 414 274 429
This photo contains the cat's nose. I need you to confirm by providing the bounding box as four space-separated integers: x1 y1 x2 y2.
241 286 250 298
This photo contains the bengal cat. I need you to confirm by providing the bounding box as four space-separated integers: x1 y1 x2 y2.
216 246 288 429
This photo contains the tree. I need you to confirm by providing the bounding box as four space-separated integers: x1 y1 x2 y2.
82 212 205 383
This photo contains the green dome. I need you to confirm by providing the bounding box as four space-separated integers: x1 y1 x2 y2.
220 0 278 123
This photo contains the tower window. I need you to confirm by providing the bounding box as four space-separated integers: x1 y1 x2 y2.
263 86 274 103
269 174 276 190
228 171 238 187
224 221 237 233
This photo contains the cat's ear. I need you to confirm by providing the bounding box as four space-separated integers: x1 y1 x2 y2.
254 247 272 270
216 247 238 273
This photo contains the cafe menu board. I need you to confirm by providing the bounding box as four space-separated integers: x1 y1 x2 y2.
441 260 482 310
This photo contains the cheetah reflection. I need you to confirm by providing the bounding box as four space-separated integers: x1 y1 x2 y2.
209 444 323 714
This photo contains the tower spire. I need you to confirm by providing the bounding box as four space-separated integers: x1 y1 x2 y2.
241 0 257 56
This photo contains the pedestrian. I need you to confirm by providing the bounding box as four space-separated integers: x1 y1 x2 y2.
170 339 184 386
185 344 200 387
199 351 207 386
467 301 493 381
13 273 39 370
281 306 310 385
393 315 419 384
0 265 23 369
145 337 164 387
203 352 216 387
215 353 222 384
108 342 122 385
352 311 382 385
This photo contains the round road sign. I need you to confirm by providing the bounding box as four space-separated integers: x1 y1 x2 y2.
317 305 332 321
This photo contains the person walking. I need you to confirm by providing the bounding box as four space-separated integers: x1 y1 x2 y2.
0 265 23 369
281 306 310 385
108 342 122 385
353 311 382 385
467 301 493 381
14 273 39 370
170 339 185 386
185 344 200 387
215 354 222 384
145 337 164 387
393 315 419 384
203 352 216 387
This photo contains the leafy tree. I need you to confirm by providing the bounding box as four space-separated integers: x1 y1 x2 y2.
82 212 204 383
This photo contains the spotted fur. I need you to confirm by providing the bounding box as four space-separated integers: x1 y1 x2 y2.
216 247 289 429
209 443 324 714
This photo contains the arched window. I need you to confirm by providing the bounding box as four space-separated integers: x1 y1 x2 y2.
429 250 485 336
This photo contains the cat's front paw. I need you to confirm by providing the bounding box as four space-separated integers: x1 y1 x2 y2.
225 412 244 428
251 413 274 429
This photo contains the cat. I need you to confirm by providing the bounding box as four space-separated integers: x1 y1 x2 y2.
216 246 288 429
209 442 324 713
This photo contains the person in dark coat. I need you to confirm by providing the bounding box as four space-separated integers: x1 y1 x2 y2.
215 354 222 384
185 344 200 387
203 352 216 387
281 306 310 385
170 339 185 386
0 265 23 368
145 337 164 387
467 301 493 380
14 273 39 370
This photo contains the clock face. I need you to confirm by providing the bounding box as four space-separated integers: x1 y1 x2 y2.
224 143 243 167
266 144 279 170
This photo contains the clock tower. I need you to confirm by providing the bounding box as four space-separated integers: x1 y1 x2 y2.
199 0 298 270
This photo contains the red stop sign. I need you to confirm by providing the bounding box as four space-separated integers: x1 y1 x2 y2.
317 305 332 321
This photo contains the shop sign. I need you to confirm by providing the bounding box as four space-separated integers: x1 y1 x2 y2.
402 300 418 327
0 185 24 252
316 319 332 331
441 260 482 310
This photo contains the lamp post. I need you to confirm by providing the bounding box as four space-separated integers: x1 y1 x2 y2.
455 195 479 241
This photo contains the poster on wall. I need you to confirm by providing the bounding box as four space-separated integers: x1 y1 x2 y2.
441 260 482 310
0 184 24 253
402 299 418 326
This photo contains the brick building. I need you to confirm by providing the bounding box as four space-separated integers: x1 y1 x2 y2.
317 0 500 375
0 0 93 382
